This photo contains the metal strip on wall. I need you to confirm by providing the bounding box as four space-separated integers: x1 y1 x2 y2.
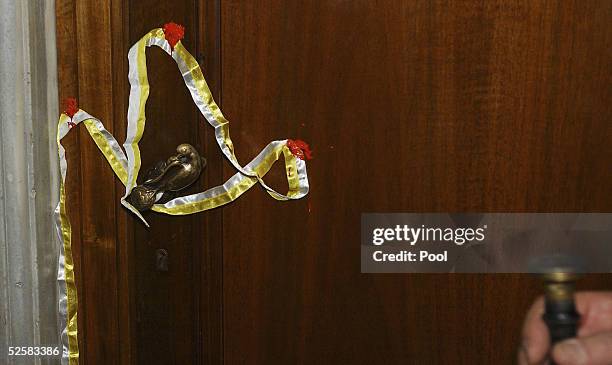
0 1 60 364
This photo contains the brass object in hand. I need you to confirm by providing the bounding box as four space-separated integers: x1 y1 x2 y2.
127 143 205 211
539 269 581 356
541 271 579 302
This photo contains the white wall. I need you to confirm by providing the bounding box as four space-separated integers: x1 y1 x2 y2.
0 1 60 364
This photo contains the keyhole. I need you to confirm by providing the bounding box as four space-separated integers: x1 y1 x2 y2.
156 249 168 272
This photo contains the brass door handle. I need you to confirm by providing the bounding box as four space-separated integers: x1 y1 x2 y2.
127 143 205 211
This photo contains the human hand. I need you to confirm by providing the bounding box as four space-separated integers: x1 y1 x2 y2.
518 291 612 365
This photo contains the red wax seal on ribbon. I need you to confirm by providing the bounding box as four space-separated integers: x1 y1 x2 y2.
163 22 185 50
63 98 78 127
287 139 313 160
64 97 78 117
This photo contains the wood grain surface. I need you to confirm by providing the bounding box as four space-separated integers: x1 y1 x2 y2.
220 1 611 364
55 0 611 364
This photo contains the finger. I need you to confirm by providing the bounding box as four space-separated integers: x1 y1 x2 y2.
517 342 529 365
574 292 612 337
519 291 612 364
517 344 549 365
520 296 550 364
552 332 612 365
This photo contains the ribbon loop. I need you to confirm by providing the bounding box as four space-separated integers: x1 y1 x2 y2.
55 26 311 365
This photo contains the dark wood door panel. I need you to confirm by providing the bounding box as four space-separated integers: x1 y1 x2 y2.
220 1 612 364
57 0 223 364
57 1 128 363
127 1 204 364
57 0 611 363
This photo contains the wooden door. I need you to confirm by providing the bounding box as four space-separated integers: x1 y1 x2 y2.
219 1 611 364
56 1 222 364
56 1 611 364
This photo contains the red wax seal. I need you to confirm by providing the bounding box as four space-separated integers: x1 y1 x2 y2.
287 139 313 160
63 97 79 118
163 22 185 50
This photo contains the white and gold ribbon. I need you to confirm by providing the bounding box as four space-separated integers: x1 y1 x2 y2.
55 26 310 364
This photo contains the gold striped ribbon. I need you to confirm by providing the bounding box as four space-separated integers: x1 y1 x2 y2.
55 26 310 365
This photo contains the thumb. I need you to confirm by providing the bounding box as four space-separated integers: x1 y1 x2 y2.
552 333 612 365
